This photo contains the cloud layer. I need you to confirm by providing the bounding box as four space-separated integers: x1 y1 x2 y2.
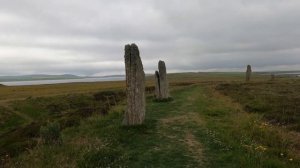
0 0 300 76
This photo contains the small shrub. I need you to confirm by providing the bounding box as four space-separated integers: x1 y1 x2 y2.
46 101 69 114
77 107 94 117
93 90 125 103
94 91 117 101
58 116 80 128
40 122 62 145
67 94 92 109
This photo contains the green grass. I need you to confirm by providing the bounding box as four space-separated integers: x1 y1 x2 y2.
0 90 125 164
216 80 300 131
192 85 298 168
1 73 299 167
9 86 202 167
0 107 26 135
5 83 299 167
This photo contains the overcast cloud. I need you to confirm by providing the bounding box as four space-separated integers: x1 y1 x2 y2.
0 0 300 76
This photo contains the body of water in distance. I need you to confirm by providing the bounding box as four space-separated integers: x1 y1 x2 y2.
0 76 125 86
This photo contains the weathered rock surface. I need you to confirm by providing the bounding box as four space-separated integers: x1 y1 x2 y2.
246 65 252 82
155 60 170 99
123 44 145 125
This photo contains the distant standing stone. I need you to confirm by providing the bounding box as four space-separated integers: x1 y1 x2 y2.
155 60 170 99
246 65 252 82
158 60 170 99
271 74 275 81
123 44 145 125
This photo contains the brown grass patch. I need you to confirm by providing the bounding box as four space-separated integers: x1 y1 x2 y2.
185 132 204 165
159 113 204 126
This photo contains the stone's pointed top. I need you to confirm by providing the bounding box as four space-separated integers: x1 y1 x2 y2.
155 70 159 75
158 60 166 70
130 43 139 53
124 44 131 60
124 44 131 54
125 43 139 49
246 65 252 71
130 43 138 47
124 43 141 61
159 60 165 64
130 43 140 57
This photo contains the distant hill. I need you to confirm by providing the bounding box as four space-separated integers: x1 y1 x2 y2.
258 70 300 77
0 74 82 82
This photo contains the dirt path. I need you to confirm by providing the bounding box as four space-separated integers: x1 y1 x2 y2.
155 86 207 167
185 132 205 164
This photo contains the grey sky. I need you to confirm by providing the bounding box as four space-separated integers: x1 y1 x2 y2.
0 0 300 76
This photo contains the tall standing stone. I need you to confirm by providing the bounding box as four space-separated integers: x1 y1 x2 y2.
246 65 252 82
154 60 170 99
123 44 145 125
158 60 169 98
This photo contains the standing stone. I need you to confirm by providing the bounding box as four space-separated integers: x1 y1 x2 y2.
154 60 170 99
123 44 145 125
246 65 252 82
154 71 161 99
271 74 275 81
158 60 169 99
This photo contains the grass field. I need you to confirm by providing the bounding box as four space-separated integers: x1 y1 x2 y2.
216 80 300 131
0 72 299 167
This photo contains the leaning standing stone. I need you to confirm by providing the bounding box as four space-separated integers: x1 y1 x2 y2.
246 65 252 82
154 71 161 99
123 44 145 125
